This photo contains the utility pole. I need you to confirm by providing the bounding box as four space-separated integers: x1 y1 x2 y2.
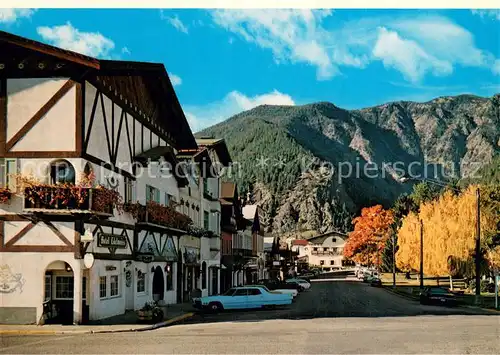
392 233 396 288
420 218 424 289
475 187 481 304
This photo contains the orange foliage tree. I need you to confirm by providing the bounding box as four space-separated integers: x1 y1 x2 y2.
396 185 499 277
343 205 395 266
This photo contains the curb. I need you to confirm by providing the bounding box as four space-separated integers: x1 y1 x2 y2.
0 313 196 336
382 287 500 313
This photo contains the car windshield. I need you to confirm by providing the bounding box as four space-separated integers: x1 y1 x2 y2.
430 288 449 294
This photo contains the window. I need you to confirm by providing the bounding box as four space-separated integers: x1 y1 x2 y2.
137 271 146 293
203 178 208 194
204 211 209 230
320 260 325 265
50 160 75 184
110 275 119 297
44 274 52 301
233 289 248 296
165 193 174 206
55 276 74 299
332 238 337 243
313 247 318 251
125 178 134 203
330 260 335 265
166 262 174 291
146 185 160 203
99 276 107 298
0 158 18 190
248 288 261 295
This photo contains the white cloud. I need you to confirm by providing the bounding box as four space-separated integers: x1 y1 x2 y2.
493 59 500 76
211 9 336 80
170 74 182 86
373 27 452 83
471 10 500 21
37 22 115 58
161 12 189 34
0 8 36 24
211 11 495 83
185 90 295 133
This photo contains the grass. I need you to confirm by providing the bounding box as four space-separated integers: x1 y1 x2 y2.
379 273 498 310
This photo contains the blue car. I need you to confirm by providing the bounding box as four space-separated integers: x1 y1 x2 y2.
192 286 293 312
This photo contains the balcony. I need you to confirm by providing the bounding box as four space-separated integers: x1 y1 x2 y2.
124 201 191 231
311 249 342 256
23 186 114 215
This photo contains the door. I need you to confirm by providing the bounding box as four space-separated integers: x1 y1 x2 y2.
247 288 265 308
125 268 134 310
226 288 248 309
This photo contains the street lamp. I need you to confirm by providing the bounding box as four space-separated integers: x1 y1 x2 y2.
399 176 481 302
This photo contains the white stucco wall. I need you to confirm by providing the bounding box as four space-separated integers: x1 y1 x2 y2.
0 252 81 324
7 78 76 152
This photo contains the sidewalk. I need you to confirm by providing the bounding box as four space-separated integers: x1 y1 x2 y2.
0 303 196 335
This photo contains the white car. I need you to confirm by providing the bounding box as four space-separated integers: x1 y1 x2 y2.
252 285 298 298
285 278 311 290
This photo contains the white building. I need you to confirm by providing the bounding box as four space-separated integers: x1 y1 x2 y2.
292 231 350 272
0 32 199 324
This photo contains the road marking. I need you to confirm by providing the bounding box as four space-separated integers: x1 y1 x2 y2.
0 334 76 352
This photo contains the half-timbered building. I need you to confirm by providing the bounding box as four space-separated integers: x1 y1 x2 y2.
0 31 196 324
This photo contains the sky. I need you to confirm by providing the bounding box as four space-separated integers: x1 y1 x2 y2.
0 8 499 132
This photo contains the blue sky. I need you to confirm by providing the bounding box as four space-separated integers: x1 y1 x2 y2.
1 8 499 132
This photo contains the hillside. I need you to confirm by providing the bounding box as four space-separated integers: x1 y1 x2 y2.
197 94 500 235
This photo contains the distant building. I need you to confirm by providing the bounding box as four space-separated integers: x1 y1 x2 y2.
292 231 353 271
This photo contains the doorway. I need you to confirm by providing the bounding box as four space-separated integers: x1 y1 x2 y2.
152 266 165 302
43 261 75 325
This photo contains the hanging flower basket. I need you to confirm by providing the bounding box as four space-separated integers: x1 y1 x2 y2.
0 187 12 204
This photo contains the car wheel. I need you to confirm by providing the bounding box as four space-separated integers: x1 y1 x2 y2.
208 302 223 313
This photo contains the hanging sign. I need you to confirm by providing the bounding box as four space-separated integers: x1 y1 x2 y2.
83 253 95 269
97 233 127 248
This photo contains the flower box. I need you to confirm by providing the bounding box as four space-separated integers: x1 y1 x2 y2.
0 188 12 204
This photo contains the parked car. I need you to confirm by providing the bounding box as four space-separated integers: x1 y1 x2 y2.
370 278 382 287
285 278 311 290
192 286 293 312
419 287 457 307
251 284 298 298
262 280 305 293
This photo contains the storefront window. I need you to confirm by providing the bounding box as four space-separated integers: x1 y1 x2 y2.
166 262 174 291
110 275 119 296
99 276 107 298
137 271 145 293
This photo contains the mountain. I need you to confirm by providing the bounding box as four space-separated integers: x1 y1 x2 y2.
197 94 500 235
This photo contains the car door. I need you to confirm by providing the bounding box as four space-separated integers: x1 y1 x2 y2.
227 288 249 309
247 288 264 308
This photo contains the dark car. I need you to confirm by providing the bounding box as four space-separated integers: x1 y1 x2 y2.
419 287 457 307
266 281 305 292
370 278 382 287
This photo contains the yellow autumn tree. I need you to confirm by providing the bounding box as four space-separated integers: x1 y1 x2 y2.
396 185 498 276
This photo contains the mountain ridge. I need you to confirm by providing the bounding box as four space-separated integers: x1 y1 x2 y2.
197 93 500 235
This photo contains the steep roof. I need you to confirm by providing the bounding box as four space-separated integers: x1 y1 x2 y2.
195 137 232 166
0 30 196 150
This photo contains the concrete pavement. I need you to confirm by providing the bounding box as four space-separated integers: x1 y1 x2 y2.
1 281 498 354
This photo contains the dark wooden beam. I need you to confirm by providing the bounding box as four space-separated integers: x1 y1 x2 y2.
82 152 136 180
3 151 80 158
4 222 35 247
75 81 83 154
0 78 6 156
0 245 74 252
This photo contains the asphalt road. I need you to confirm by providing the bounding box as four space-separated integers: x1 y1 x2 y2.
1 280 499 354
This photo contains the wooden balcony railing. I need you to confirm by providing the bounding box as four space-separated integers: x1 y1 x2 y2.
24 186 114 215
311 249 342 256
123 201 192 231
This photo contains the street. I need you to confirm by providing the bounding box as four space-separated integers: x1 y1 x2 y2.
1 281 499 354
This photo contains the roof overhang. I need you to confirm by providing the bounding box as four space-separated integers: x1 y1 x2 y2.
195 138 232 167
177 148 216 178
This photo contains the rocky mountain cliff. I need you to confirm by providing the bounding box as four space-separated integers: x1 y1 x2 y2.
197 94 500 235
